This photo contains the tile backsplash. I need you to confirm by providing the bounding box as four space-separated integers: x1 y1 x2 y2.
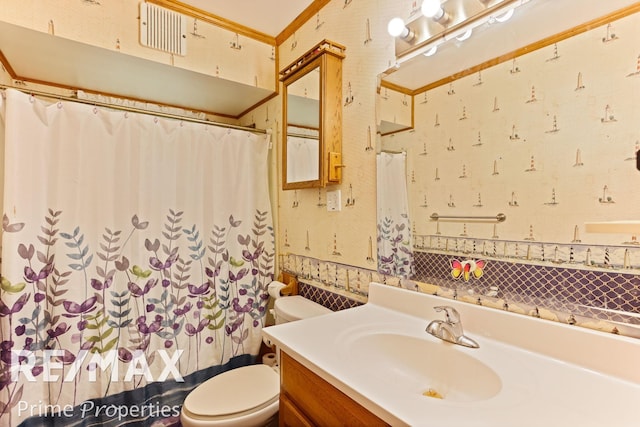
299 282 362 312
413 250 640 327
283 250 640 339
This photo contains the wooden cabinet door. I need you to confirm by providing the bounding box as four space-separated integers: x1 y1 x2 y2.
280 352 389 427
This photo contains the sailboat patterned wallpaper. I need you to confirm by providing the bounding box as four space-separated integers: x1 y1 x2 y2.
387 15 640 253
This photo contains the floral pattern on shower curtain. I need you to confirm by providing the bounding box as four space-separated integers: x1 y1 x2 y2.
0 89 274 425
376 152 414 278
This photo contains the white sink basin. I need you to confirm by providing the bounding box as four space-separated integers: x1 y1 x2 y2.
344 332 502 402
263 283 640 426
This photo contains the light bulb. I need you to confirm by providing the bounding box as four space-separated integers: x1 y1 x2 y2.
387 17 407 38
421 0 442 18
456 29 472 41
495 9 514 22
424 46 438 57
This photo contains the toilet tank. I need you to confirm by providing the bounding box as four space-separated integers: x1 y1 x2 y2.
274 295 332 324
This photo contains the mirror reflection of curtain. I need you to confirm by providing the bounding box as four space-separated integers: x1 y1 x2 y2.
0 89 274 425
286 135 320 183
376 152 414 278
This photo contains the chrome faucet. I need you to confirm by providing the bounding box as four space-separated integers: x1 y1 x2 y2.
426 306 479 348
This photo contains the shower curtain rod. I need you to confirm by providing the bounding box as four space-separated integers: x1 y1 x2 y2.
286 132 319 140
0 84 268 135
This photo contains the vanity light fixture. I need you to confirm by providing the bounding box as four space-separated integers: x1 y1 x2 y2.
421 0 451 25
389 0 524 64
387 17 416 41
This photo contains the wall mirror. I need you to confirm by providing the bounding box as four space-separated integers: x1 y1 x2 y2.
377 83 413 136
377 0 638 243
376 0 640 320
281 39 345 190
284 65 321 186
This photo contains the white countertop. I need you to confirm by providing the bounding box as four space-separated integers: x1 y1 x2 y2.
263 283 640 427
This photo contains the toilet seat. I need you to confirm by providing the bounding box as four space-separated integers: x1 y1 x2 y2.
183 364 279 419
182 295 331 426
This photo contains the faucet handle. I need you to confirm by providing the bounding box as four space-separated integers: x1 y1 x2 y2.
434 306 460 324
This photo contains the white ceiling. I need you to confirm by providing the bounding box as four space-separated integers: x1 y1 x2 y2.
181 0 316 37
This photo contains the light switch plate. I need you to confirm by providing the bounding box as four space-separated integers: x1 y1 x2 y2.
327 190 341 211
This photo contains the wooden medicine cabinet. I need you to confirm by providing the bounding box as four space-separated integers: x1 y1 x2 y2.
281 39 345 190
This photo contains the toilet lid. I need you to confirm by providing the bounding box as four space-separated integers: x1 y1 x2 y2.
275 295 331 322
184 364 279 417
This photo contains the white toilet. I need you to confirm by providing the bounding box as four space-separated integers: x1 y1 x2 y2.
180 295 331 427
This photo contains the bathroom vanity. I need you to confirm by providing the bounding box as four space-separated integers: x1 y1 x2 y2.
263 283 640 427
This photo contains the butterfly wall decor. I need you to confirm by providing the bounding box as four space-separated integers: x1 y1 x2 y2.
450 259 486 282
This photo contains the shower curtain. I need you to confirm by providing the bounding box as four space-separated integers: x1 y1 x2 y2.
376 152 414 278
0 89 274 425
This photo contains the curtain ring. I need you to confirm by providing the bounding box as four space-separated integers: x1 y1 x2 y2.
154 117 158 124
124 112 129 119
29 94 35 103
57 101 63 109
93 106 98 114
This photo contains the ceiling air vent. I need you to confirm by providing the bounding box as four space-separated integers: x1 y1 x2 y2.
140 3 187 56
